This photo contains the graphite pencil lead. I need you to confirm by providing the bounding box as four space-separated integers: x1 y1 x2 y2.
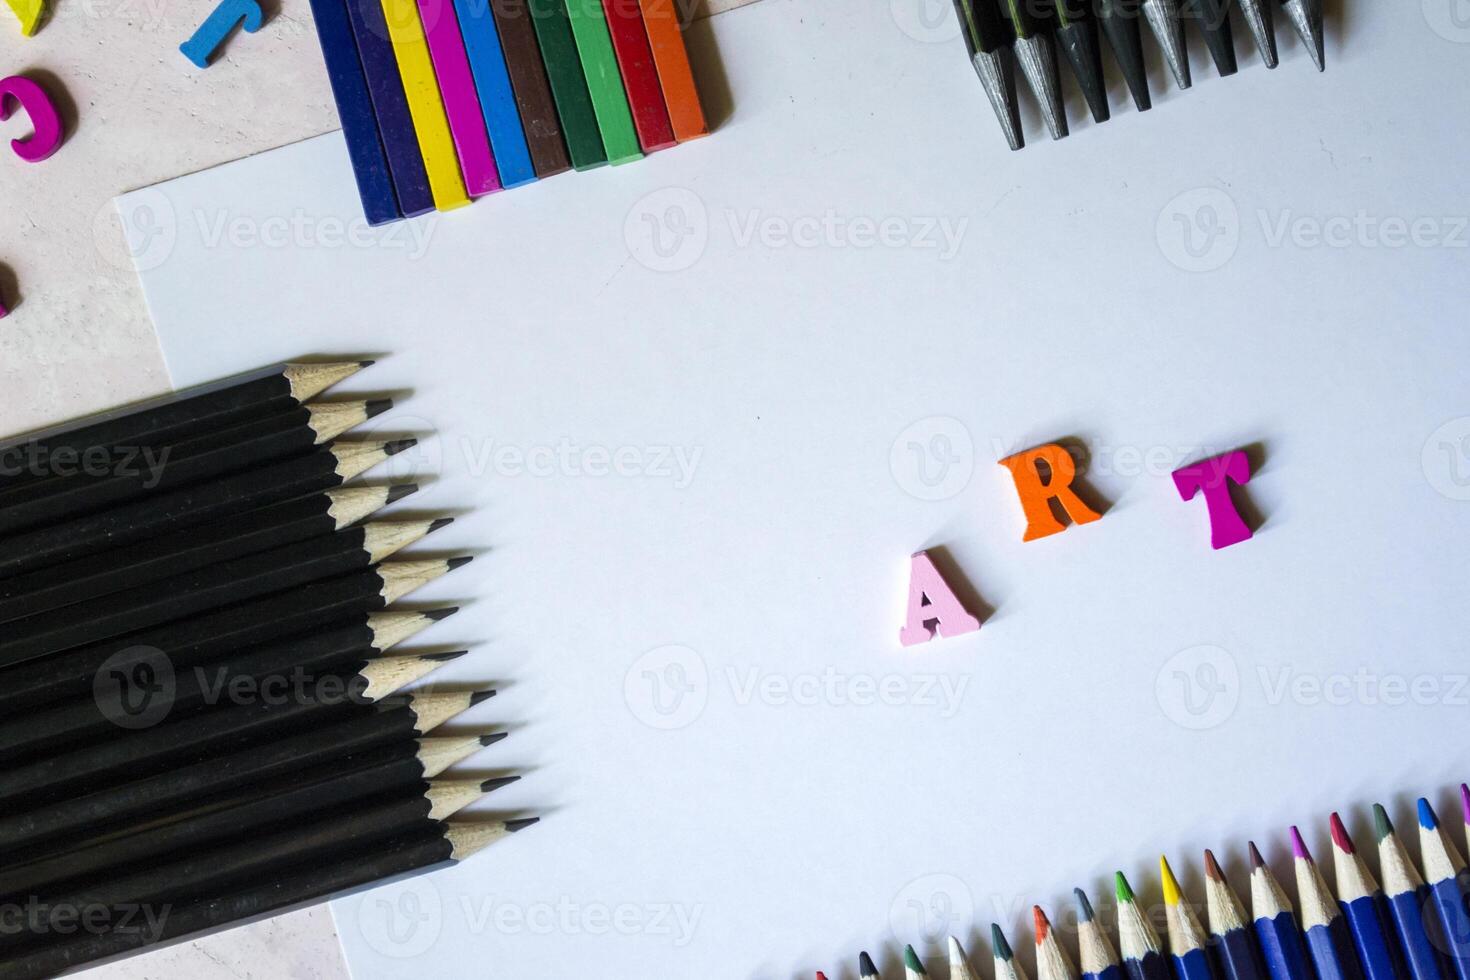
1184 0 1236 75
326 485 404 527
378 559 462 603
469 689 497 707
1141 0 1191 88
362 521 444 563
358 653 457 699
1235 0 1278 67
480 732 509 746
951 937 982 980
422 650 471 662
428 517 454 533
426 778 495 820
481 774 522 792
417 734 494 775
365 398 393 419
1053 3 1110 123
306 400 386 443
426 606 461 622
1095 0 1151 110
1278 0 1324 70
447 555 474 570
366 609 450 650
905 944 928 978
386 483 420 504
283 361 372 401
506 816 540 832
861 951 881 978
384 438 418 456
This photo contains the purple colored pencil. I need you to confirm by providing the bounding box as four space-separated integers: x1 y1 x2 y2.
416 0 502 196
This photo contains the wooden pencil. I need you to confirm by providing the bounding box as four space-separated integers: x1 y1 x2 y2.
1077 888 1125 980
600 0 675 152
951 936 984 980
0 362 370 492
528 0 609 170
1374 805 1450 980
1116 872 1172 980
490 0 575 178
0 818 537 978
862 950 883 979
0 400 388 536
1037 905 1081 980
635 0 706 142
1415 801 1470 980
0 696 502 855
0 558 466 714
0 439 416 579
905 943 928 979
0 484 416 625
1204 850 1271 980
1291 828 1367 980
1330 814 1410 980
1161 855 1219 980
0 519 447 668
1249 843 1316 980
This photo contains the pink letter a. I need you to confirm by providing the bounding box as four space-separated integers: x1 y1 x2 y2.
899 551 981 647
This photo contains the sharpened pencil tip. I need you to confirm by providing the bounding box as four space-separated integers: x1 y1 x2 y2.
991 924 1013 960
470 689 497 706
818 973 829 980
366 398 393 419
1033 905 1050 941
421 650 469 662
425 607 459 622
904 945 926 974
1074 888 1095 921
479 732 508 746
1290 827 1311 861
1418 798 1439 831
1204 849 1226 881
386 483 419 504
1114 870 1136 902
860 951 879 977
1248 841 1266 869
1329 813 1355 854
1462 786 1470 824
384 438 417 456
1160 855 1182 905
447 556 473 570
428 517 454 533
481 774 521 792
1373 804 1394 840
505 816 539 833
359 359 376 368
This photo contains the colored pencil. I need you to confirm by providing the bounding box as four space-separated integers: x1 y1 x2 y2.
1077 887 1125 980
0 439 415 578
1204 850 1271 980
0 362 367 490
1093 0 1149 111
417 0 502 195
0 608 457 765
1162 855 1219 980
1463 787 1470 867
564 0 643 163
1417 800 1470 980
1292 827 1367 980
1140 0 1190 89
0 558 464 713
1375 805 1451 980
344 0 438 216
0 484 416 625
998 0 1067 140
0 698 501 855
1330 814 1409 980
1050 0 1109 123
450 0 538 187
635 0 707 142
306 0 402 223
863 950 883 978
1117 871 1173 980
0 745 513 901
906 943 929 979
1 818 537 977
600 0 676 151
491 0 575 177
381 0 473 209
996 923 1033 980
1249 842 1316 980
1182 0 1236 76
950 0 1022 150
0 518 446 667
1278 0 1323 70
1038 905 1081 980
1236 0 1277 67
952 936 985 980
528 0 609 169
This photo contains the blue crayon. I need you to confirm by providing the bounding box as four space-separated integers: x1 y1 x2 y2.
449 0 538 187
1291 828 1367 980
1374 805 1450 980
1077 888 1126 980
1330 813 1410 980
306 0 402 224
1417 800 1470 980
1204 850 1272 980
1247 843 1316 980
1117 872 1176 980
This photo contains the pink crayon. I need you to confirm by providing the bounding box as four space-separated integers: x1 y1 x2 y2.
415 0 500 196
1172 449 1253 550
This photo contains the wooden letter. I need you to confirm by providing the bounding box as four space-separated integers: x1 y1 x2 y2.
1172 450 1253 550
899 551 980 647
998 443 1102 541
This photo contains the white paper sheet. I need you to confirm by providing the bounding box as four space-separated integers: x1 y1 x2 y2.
121 0 1470 975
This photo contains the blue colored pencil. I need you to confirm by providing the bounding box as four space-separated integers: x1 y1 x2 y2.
1205 850 1272 980
1417 800 1470 980
1162 856 1221 980
1117 872 1175 980
1248 842 1316 980
1374 804 1450 980
1292 827 1367 980
1077 888 1126 980
1330 813 1409 980
449 0 538 187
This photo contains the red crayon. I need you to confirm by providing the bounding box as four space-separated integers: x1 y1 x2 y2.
600 0 676 151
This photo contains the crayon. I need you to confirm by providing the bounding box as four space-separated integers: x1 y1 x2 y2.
450 0 538 187
380 0 472 209
527 0 608 169
563 0 643 162
600 0 675 151
635 0 707 141
416 0 502 195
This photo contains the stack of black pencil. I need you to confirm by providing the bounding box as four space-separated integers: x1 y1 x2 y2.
0 361 533 979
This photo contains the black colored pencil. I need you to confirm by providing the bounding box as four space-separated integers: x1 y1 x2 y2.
0 439 415 579
951 0 1023 150
1094 0 1150 111
1182 0 1236 76
0 608 457 765
0 400 390 535
0 696 504 854
0 361 370 492
0 484 417 625
1051 0 1110 123
0 558 467 714
0 743 515 901
0 518 448 668
0 818 537 977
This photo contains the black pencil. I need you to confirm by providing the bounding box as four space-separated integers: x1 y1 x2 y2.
0 558 468 714
0 608 458 765
0 518 449 667
0 659 483 809
0 484 418 625
1094 0 1151 111
0 361 371 493
0 400 390 535
0 744 514 901
0 818 537 977
0 696 503 855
